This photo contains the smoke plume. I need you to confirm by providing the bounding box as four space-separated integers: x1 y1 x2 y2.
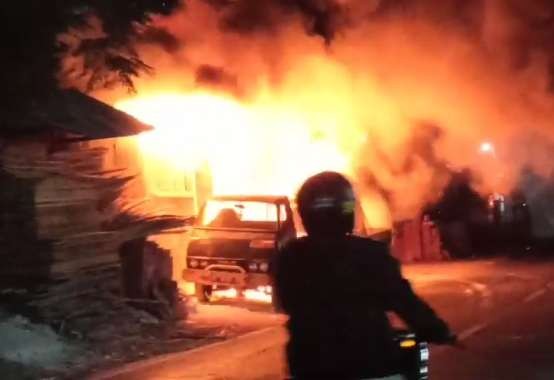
84 0 554 226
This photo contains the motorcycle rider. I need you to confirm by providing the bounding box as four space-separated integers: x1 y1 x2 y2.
272 171 455 379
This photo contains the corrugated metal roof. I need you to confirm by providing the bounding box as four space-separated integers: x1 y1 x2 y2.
2 89 152 139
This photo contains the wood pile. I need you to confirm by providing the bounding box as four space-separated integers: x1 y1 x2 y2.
0 137 186 328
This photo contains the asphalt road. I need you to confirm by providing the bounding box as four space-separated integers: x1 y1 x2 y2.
95 258 554 380
421 260 554 380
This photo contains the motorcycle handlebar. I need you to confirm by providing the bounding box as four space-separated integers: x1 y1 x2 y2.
439 334 466 349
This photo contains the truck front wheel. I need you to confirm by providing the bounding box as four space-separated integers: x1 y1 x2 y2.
271 293 283 313
195 284 213 303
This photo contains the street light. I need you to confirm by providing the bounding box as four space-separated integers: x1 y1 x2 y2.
479 141 495 155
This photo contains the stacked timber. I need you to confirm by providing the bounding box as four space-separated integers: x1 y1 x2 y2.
0 137 185 329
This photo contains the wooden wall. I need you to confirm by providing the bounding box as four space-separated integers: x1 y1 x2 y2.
391 215 449 262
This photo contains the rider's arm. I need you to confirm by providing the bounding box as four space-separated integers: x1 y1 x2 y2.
271 244 292 313
376 244 453 343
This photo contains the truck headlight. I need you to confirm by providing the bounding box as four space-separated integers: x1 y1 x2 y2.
248 262 258 271
189 259 199 268
259 262 269 272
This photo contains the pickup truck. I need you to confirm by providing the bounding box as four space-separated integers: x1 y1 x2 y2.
182 194 371 308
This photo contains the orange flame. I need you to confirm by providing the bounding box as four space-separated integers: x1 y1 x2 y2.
74 0 554 232
243 287 273 303
211 286 272 303
116 91 350 199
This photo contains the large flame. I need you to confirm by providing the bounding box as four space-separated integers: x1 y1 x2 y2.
116 91 350 198
89 0 554 230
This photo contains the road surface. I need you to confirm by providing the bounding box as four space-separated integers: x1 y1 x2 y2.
96 258 554 380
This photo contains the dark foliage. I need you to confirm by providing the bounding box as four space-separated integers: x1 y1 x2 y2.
425 169 487 223
0 0 181 113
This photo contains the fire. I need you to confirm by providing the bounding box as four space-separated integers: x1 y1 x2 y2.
116 91 349 198
243 287 273 303
70 0 554 230
212 287 238 299
211 286 272 303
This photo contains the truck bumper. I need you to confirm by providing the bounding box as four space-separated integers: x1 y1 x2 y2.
182 269 271 289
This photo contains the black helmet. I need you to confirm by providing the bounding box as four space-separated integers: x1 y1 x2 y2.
297 171 356 237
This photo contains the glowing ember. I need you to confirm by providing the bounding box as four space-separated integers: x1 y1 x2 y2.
243 287 273 303
208 286 272 303
212 287 238 299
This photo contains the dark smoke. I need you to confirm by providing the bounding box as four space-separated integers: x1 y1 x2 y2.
203 0 554 85
214 0 285 34
90 0 554 226
137 27 181 53
393 122 446 176
358 121 450 219
195 64 240 94
205 0 351 43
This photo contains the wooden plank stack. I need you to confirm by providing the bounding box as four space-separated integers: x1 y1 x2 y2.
0 137 185 329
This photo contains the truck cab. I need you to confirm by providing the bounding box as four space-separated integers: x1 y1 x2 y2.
182 195 295 306
183 194 373 307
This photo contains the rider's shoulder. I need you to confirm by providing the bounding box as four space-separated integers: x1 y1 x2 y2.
281 236 307 253
284 236 312 251
348 235 389 252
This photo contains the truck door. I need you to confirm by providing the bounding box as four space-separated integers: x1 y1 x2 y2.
277 201 296 249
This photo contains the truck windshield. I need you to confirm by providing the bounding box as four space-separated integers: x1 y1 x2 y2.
198 200 286 231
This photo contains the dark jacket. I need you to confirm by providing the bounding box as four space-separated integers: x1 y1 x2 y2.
272 235 451 379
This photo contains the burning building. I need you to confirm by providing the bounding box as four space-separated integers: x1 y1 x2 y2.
55 0 554 255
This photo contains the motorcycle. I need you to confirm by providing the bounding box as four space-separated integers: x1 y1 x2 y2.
394 329 430 380
286 330 433 380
